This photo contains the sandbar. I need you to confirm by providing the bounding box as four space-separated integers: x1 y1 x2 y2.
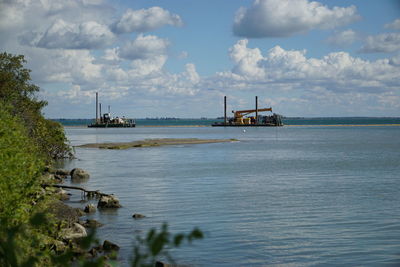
78 138 238 149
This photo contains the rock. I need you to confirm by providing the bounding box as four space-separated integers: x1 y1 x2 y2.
155 261 170 267
88 246 99 257
53 174 64 182
46 200 82 226
97 195 121 208
103 240 120 251
61 222 87 240
53 240 67 253
132 213 145 219
81 219 103 228
75 208 86 217
44 166 56 174
55 169 70 176
70 168 90 180
84 204 96 213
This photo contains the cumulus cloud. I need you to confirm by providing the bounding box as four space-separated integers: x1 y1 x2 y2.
360 33 400 53
229 39 265 78
20 19 115 49
119 34 169 60
384 19 400 30
233 0 360 38
326 29 358 47
113 7 183 34
218 39 400 94
27 49 104 85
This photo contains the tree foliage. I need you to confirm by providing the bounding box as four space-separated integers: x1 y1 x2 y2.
0 52 71 160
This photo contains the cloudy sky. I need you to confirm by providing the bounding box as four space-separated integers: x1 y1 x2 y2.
1 0 399 118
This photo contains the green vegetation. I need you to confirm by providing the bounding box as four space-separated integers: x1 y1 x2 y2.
0 52 71 160
0 52 203 266
0 52 71 266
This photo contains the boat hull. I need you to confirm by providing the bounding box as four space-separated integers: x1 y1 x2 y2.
88 123 135 128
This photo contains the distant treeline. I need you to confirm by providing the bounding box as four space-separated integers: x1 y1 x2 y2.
53 117 400 126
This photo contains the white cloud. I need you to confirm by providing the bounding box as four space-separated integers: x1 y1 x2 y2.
129 56 168 76
233 0 360 38
229 39 265 78
217 39 400 95
384 19 400 30
28 49 103 85
184 63 200 84
360 33 400 53
119 34 169 60
21 19 115 49
101 48 121 63
326 29 358 47
113 7 183 34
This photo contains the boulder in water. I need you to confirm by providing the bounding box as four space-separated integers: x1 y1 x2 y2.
70 168 90 180
132 213 145 219
84 204 96 213
103 240 120 251
97 195 121 208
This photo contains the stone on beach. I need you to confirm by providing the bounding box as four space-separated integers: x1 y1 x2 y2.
97 195 121 208
55 169 70 176
81 219 103 228
60 222 87 240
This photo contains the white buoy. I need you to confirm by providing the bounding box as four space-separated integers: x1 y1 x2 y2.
243 129 246 133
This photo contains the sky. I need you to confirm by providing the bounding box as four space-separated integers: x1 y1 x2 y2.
1 0 400 118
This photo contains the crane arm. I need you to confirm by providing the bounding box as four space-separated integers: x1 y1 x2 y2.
233 107 272 118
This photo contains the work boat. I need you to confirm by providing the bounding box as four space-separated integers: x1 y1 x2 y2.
212 96 283 127
88 92 136 128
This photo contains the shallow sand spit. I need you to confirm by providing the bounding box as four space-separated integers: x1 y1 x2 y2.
78 138 238 149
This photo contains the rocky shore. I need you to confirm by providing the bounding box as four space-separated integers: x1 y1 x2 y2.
41 167 122 261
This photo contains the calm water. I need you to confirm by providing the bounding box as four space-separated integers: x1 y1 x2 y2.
60 124 400 266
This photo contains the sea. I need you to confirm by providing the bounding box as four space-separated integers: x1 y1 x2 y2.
56 118 400 266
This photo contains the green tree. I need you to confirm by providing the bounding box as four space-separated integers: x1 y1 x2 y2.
0 52 70 159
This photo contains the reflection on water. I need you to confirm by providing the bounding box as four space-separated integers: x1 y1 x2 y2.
60 126 400 266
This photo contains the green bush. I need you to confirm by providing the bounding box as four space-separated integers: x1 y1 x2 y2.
0 104 44 222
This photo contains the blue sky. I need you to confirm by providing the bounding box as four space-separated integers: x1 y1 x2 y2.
1 0 399 118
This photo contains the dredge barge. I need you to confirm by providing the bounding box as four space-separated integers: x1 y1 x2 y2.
212 96 283 127
88 92 135 128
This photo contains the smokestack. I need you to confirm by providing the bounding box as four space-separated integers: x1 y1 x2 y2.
99 103 102 123
255 96 258 124
224 96 227 125
96 92 98 123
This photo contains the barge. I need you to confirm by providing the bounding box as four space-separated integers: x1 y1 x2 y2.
212 96 283 127
88 92 135 128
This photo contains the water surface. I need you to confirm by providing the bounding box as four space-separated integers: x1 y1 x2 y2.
60 125 400 266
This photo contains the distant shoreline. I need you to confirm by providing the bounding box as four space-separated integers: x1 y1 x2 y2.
63 124 400 128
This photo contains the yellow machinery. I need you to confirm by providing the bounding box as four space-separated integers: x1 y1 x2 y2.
232 108 273 125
